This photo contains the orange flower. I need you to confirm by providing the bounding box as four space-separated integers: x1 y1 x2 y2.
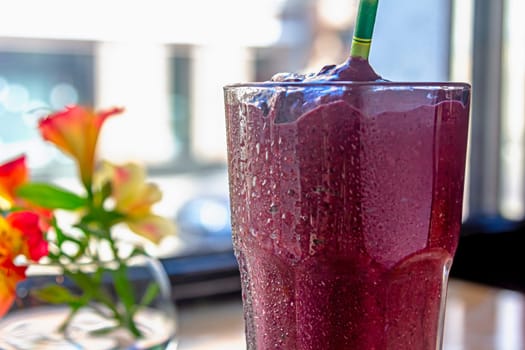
7 212 49 261
96 162 175 243
0 212 48 318
0 156 29 209
38 106 123 189
0 259 25 318
0 156 53 231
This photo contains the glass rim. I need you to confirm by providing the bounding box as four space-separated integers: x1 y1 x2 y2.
224 81 471 90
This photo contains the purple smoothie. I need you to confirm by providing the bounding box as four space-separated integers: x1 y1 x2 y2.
224 60 470 350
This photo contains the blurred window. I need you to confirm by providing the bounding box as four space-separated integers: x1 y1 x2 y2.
500 0 525 220
0 41 94 176
452 0 525 221
170 47 193 162
2 0 522 239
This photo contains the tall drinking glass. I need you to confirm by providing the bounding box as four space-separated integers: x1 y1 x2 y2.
224 81 470 350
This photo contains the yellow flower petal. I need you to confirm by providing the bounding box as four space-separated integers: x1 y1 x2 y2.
97 162 162 216
125 215 176 244
94 162 175 243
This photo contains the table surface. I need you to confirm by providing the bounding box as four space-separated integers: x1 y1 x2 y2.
176 279 525 350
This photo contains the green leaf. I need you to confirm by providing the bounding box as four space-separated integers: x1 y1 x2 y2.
66 271 99 292
99 181 113 204
17 183 86 210
52 217 67 246
65 271 117 309
58 307 81 333
52 217 82 246
139 282 160 307
112 264 142 337
90 326 119 336
46 251 59 261
74 222 109 240
113 266 136 311
76 209 124 238
128 247 147 259
93 266 105 284
32 284 82 305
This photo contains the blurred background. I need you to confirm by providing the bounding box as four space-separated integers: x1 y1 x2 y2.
0 0 524 310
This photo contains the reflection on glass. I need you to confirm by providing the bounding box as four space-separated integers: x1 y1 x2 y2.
495 290 524 349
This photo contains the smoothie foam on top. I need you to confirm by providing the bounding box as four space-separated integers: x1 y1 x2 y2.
271 57 382 82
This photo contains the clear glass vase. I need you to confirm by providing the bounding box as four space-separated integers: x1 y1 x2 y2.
0 256 177 350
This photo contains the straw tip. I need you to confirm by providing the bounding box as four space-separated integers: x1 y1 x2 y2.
350 0 380 60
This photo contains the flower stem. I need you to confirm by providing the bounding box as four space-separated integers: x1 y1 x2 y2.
106 229 142 337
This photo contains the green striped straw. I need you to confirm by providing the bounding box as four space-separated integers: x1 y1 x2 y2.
350 0 380 60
